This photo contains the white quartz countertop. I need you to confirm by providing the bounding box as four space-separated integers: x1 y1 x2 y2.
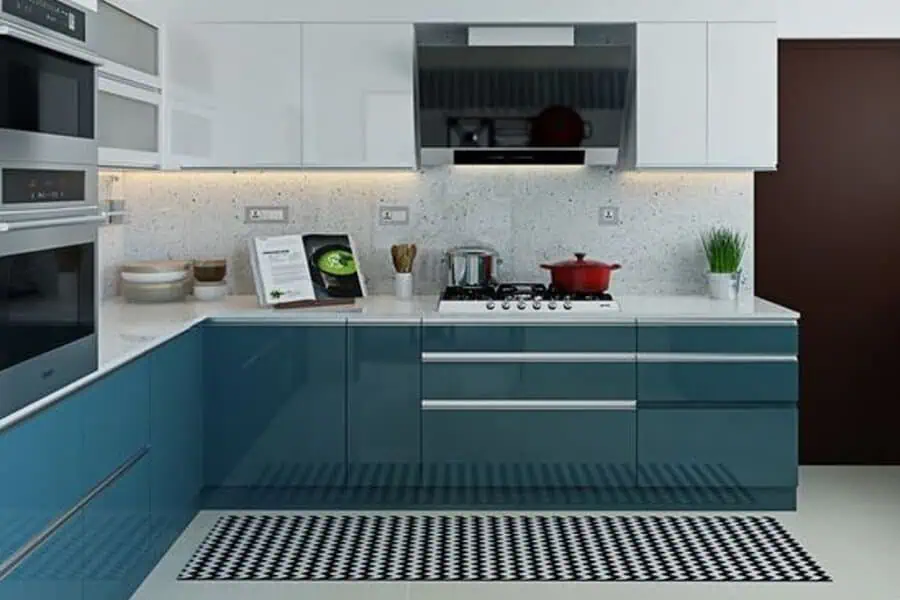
100 293 798 365
0 293 798 433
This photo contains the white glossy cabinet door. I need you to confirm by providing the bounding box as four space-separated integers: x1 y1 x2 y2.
635 22 707 168
172 23 304 168
707 22 777 169
302 24 416 168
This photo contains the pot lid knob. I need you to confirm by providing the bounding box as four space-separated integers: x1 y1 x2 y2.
574 252 586 262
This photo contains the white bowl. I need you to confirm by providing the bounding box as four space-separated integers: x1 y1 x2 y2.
194 282 228 302
121 270 188 284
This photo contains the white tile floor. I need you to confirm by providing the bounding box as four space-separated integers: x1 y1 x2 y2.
131 467 900 600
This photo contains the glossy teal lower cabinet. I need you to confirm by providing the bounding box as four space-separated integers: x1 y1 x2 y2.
637 408 798 489
82 454 152 600
347 324 420 487
637 324 797 355
423 362 635 400
637 360 797 404
149 329 203 561
0 396 84 571
204 324 347 488
423 324 636 352
0 511 83 600
422 406 637 488
81 358 151 491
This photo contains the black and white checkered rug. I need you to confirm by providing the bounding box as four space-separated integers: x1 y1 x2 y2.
178 514 831 582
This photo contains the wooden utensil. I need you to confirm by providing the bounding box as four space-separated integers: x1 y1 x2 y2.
391 244 417 273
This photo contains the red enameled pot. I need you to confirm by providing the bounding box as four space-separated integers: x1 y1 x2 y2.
540 253 621 294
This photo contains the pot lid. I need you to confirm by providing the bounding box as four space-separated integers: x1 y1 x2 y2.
448 245 497 255
542 253 621 269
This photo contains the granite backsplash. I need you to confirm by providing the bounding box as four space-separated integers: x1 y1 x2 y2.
99 168 754 299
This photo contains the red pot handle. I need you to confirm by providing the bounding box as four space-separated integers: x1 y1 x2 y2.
610 263 622 270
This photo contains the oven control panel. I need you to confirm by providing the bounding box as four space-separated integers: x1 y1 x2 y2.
2 0 86 42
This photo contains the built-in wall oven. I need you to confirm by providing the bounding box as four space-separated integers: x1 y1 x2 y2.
0 0 102 421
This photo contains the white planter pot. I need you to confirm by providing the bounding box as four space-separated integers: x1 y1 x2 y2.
708 272 739 300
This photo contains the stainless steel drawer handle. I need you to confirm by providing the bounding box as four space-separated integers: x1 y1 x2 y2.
0 215 106 233
422 352 636 363
0 445 149 583
637 353 797 363
421 399 637 411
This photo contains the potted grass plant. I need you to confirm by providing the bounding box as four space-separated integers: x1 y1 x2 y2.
701 227 747 300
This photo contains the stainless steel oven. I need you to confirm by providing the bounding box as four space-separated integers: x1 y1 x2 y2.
0 216 102 420
1 0 100 217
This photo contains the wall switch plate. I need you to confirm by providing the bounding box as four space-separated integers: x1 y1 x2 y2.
600 206 620 225
245 206 288 224
379 205 410 226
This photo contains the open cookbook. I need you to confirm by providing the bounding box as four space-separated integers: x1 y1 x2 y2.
249 233 367 307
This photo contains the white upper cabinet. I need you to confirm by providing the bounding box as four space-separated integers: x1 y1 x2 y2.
633 21 777 170
635 23 708 168
707 22 777 169
167 23 305 168
301 24 416 168
96 0 160 86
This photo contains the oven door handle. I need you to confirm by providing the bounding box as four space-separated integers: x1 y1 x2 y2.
0 214 106 232
0 23 103 65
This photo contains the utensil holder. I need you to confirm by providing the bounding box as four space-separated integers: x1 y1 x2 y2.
394 273 413 300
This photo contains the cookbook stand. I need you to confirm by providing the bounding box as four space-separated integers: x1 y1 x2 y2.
272 298 355 310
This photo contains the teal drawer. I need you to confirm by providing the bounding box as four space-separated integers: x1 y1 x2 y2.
637 359 797 404
423 361 636 400
637 408 798 488
423 324 636 353
422 406 636 488
638 324 797 354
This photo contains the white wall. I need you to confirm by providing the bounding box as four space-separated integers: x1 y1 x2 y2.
779 0 900 38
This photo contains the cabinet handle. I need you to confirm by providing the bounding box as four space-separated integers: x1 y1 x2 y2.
0 445 149 583
637 353 796 363
421 352 635 363
421 399 636 411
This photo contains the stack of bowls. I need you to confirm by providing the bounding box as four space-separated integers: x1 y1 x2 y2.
192 259 228 301
121 261 192 303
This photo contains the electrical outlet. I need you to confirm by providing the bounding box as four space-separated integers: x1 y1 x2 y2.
245 206 288 224
379 205 410 226
600 206 620 226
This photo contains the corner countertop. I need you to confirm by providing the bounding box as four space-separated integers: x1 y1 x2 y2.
0 293 798 434
100 293 798 365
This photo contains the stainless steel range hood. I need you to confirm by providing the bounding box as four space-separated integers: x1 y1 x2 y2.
415 24 634 167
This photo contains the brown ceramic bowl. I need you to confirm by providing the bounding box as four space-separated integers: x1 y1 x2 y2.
193 259 227 283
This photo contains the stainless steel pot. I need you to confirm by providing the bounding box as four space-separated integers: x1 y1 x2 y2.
446 246 501 287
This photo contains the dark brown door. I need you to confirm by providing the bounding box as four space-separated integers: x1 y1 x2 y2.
756 41 900 464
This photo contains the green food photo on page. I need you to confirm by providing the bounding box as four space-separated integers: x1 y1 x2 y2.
317 248 357 276
701 226 747 273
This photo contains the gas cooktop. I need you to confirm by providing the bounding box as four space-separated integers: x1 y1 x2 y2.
438 283 620 314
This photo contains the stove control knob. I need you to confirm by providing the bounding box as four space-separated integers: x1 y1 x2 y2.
533 300 542 310
517 300 527 311
563 299 573 311
548 300 558 310
486 301 496 311
501 301 511 310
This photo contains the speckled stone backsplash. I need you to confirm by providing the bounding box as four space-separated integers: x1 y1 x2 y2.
100 168 754 299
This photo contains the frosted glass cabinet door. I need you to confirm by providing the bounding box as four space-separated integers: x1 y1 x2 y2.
96 0 159 85
97 81 161 168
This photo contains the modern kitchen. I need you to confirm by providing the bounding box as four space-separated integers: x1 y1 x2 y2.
1 1 899 599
